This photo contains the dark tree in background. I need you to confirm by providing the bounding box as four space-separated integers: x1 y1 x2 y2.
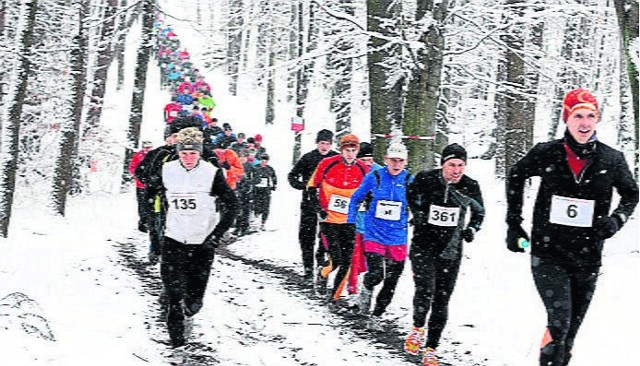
0 0 38 237
122 0 155 185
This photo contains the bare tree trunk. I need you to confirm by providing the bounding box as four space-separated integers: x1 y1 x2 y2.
0 0 5 107
0 0 38 237
51 0 89 215
287 3 297 103
265 45 276 125
227 0 244 96
329 0 354 141
367 0 403 161
614 0 639 179
502 0 534 173
84 0 118 133
121 0 154 186
404 0 448 172
293 0 317 164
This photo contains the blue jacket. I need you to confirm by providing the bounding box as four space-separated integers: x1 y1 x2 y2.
347 167 412 245
355 163 383 233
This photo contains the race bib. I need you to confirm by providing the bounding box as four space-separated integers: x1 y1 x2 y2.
255 178 269 188
168 193 200 215
549 195 594 227
375 200 402 221
328 194 350 214
169 110 178 117
428 204 460 227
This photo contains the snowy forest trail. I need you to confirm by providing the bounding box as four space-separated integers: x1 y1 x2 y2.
112 232 489 366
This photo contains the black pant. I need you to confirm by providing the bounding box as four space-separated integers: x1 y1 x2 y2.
254 188 272 223
236 190 253 232
363 252 405 317
135 187 149 225
161 237 216 347
147 195 164 255
532 256 598 366
320 223 355 298
299 204 326 273
410 246 461 349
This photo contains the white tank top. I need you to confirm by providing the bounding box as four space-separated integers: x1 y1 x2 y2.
162 159 219 244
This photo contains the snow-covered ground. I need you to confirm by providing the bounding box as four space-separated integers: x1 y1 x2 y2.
1 2 638 365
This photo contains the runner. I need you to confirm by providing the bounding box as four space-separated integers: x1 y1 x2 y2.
287 129 339 282
505 88 638 366
159 127 238 348
308 134 370 304
347 142 412 330
404 143 485 366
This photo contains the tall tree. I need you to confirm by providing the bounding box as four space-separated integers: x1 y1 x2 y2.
121 0 154 185
404 0 449 172
84 0 118 134
293 0 318 164
614 0 639 178
328 0 355 141
500 0 534 177
226 0 244 96
0 0 38 237
51 0 89 216
367 0 403 161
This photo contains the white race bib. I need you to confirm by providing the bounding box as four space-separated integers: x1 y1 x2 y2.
549 195 594 227
255 178 269 188
428 204 460 227
328 194 350 214
375 200 402 221
168 193 200 215
169 110 178 117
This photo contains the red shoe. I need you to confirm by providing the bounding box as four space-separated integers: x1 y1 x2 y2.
403 326 425 355
421 347 438 366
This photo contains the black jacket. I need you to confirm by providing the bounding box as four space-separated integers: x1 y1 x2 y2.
407 169 484 258
506 138 638 267
287 149 338 200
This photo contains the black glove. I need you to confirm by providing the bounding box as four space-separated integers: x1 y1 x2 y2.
220 161 231 170
203 233 221 249
594 215 621 240
461 227 475 243
506 224 529 253
307 188 326 218
409 212 425 227
271 186 276 191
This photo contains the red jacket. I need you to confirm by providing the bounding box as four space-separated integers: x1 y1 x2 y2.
129 150 148 188
164 102 182 123
309 155 369 224
214 149 245 190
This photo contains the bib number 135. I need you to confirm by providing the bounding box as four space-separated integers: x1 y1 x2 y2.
168 193 199 215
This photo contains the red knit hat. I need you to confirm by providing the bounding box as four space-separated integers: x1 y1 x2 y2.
562 88 599 122
254 134 263 142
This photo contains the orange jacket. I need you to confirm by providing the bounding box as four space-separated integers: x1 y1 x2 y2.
309 155 369 224
215 148 244 190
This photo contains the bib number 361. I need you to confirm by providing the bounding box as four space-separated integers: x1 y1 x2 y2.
428 205 460 227
549 195 594 227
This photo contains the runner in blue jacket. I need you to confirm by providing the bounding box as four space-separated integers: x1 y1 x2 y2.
346 142 413 329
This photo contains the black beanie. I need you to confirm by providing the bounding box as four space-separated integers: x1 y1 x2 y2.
316 129 333 143
441 143 467 165
357 142 374 158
